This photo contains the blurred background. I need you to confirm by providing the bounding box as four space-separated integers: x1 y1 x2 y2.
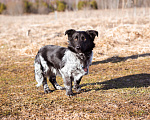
0 0 150 15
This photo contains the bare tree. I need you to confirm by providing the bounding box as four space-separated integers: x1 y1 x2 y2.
76 0 78 11
133 0 137 17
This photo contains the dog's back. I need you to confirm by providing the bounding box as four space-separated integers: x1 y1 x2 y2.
34 45 66 86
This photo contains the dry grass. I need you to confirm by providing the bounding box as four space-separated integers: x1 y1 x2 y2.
0 8 150 119
0 9 150 59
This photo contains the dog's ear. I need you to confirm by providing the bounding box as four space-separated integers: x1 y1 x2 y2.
65 29 76 40
86 30 98 40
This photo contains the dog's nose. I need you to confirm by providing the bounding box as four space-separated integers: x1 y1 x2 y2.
76 45 80 49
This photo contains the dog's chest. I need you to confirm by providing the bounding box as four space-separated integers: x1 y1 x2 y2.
60 50 88 79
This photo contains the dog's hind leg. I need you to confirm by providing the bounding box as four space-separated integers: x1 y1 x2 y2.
43 77 52 94
35 56 52 93
49 76 65 90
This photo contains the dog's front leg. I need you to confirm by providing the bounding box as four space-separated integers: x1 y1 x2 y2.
63 76 73 96
73 77 82 93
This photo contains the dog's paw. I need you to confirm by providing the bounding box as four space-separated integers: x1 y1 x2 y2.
44 88 52 94
55 85 65 90
66 91 74 96
59 86 66 90
43 84 52 94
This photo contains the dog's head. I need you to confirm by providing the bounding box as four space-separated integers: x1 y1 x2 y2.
65 29 98 53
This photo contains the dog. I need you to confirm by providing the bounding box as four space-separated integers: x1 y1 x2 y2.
34 29 98 96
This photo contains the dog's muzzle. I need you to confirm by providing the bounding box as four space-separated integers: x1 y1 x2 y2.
76 45 81 50
75 45 82 52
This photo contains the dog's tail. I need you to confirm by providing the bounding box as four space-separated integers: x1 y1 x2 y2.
34 54 44 87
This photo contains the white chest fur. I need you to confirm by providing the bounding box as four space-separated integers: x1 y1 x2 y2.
60 50 93 80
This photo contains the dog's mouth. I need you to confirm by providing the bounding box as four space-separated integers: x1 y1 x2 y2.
75 45 82 52
68 46 81 53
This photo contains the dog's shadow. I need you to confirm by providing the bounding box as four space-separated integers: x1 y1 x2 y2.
92 53 150 65
80 73 150 92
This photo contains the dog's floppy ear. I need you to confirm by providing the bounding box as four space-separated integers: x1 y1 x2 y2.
86 30 98 40
65 29 76 40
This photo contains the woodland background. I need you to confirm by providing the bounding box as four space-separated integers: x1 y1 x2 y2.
0 0 150 15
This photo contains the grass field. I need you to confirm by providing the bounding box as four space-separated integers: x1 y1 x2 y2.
0 9 150 119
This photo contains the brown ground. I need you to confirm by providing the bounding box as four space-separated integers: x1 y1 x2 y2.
0 9 150 119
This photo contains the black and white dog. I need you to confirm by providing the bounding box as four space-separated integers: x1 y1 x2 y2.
34 29 98 96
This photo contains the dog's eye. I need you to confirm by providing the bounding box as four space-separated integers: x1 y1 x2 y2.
82 36 86 41
74 36 78 41
74 38 78 41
